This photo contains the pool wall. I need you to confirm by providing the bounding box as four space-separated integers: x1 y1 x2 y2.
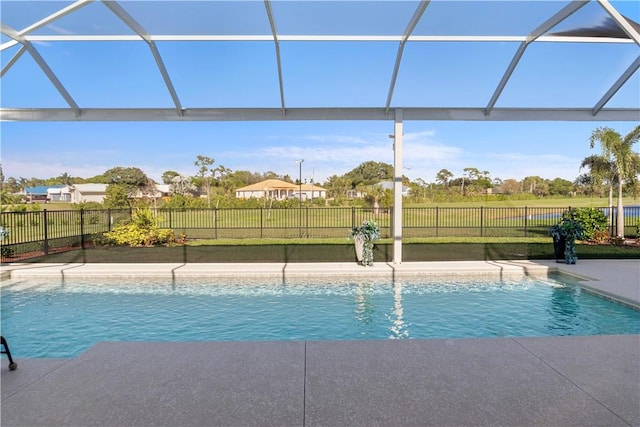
6 242 639 264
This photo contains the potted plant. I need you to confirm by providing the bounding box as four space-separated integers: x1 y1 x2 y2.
349 220 380 266
548 211 584 264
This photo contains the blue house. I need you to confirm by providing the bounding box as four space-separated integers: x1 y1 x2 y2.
22 185 64 203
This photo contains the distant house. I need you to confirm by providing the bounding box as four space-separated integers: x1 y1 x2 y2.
21 186 63 203
47 186 68 202
235 179 327 200
132 184 172 199
346 189 364 199
295 183 327 200
66 184 109 203
235 179 297 200
375 181 411 197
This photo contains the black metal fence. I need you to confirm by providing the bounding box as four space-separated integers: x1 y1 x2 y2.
1 206 638 258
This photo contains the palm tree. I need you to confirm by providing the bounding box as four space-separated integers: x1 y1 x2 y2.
589 125 640 237
580 154 615 228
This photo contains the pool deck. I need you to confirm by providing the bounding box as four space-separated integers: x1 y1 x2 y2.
2 260 639 426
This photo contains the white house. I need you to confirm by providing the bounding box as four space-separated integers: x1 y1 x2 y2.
46 186 72 202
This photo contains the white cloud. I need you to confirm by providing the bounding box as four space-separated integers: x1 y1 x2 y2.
219 129 465 183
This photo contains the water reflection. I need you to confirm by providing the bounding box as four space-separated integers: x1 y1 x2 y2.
354 283 375 325
389 281 409 339
546 285 580 333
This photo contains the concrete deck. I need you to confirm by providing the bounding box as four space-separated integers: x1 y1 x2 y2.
2 260 639 426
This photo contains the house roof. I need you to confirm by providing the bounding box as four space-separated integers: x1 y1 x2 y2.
236 179 298 192
24 185 62 195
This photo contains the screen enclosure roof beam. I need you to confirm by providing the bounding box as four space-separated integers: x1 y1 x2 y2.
484 0 590 117
2 107 638 122
2 34 637 49
592 55 640 116
101 0 184 116
385 0 431 115
264 0 287 116
0 23 81 117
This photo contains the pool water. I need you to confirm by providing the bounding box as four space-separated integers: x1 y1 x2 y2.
1 275 639 358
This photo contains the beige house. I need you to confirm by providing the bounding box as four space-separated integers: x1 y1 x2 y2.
298 183 327 200
235 179 327 200
65 184 109 203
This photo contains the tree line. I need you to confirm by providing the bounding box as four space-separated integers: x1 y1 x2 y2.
2 126 639 216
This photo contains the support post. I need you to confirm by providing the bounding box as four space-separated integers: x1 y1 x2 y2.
43 209 49 255
393 109 403 264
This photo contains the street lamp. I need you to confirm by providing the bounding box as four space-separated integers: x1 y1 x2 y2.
296 159 304 208
296 159 304 238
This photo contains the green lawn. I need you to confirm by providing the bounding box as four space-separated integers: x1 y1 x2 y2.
20 196 640 211
405 197 638 208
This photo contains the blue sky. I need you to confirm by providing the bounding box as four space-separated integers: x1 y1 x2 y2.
1 0 639 186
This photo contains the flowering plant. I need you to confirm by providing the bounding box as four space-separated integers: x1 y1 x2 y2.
350 220 380 242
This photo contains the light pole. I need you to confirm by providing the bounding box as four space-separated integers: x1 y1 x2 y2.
297 159 304 237
297 159 304 208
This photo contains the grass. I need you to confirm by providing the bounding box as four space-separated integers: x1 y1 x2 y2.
185 236 553 246
405 197 639 208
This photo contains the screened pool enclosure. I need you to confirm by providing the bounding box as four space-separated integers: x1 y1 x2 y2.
1 0 639 262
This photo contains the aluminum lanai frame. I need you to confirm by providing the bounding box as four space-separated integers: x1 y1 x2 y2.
1 0 639 264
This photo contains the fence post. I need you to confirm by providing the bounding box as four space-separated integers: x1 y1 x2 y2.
524 206 528 237
43 209 49 256
80 209 85 249
480 206 484 237
260 208 263 239
214 208 218 239
351 206 356 230
435 206 439 237
306 206 309 238
169 208 172 229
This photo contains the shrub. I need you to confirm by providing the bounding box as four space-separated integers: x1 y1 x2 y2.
102 207 174 247
103 223 175 246
131 208 156 228
570 207 608 241
1 245 15 258
591 230 610 244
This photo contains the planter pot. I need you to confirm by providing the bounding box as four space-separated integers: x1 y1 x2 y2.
354 235 364 262
553 236 566 262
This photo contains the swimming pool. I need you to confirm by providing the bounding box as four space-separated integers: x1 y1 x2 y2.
2 274 639 358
